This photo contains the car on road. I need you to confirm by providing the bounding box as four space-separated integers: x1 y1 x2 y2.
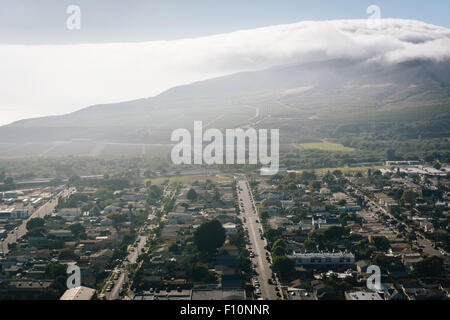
255 289 261 295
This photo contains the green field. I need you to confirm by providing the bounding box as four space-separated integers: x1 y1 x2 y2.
295 165 389 176
299 142 355 152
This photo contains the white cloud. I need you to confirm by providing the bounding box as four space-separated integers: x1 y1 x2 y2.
0 18 449 125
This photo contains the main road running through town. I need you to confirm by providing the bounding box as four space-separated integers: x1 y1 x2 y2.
237 178 279 300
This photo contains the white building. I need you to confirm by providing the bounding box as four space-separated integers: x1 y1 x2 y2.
345 291 383 300
0 207 29 219
60 286 96 300
223 222 237 235
287 251 355 267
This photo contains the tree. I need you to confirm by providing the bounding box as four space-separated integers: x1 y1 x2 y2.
187 188 198 201
413 256 444 276
169 242 181 254
194 220 226 255
191 262 216 283
108 212 126 231
372 236 390 251
68 174 82 185
4 177 14 187
58 248 78 261
26 217 45 231
332 170 343 178
272 246 286 257
386 149 397 161
433 161 442 170
272 256 295 280
69 223 86 239
271 239 287 256
324 226 347 241
401 190 419 205
373 253 391 271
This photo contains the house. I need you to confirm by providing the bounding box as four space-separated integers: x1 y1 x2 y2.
48 229 72 238
401 253 422 270
223 222 237 235
310 202 327 213
89 249 113 269
376 194 398 209
264 206 279 216
103 206 121 215
57 208 81 218
0 280 52 299
420 221 435 233
320 188 331 195
167 212 193 225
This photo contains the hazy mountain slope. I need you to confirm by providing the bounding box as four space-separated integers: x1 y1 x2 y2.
0 58 449 144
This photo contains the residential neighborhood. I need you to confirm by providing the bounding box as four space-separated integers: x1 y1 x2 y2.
0 161 448 300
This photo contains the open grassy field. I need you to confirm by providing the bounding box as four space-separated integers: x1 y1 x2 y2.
294 165 389 176
144 174 233 185
299 142 355 152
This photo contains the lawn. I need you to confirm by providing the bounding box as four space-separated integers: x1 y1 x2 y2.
299 142 355 152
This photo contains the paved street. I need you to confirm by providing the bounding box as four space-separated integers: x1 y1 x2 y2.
104 234 147 300
1 187 75 255
237 178 279 300
365 197 445 257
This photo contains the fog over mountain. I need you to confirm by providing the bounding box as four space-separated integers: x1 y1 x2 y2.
0 18 449 150
1 18 450 125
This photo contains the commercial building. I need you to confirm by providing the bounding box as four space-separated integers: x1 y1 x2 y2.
287 251 355 268
0 207 29 219
345 291 383 300
60 286 96 300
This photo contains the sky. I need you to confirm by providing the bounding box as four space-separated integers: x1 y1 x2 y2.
0 1 449 125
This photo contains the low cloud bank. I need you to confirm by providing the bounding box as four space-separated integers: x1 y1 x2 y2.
0 18 449 125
